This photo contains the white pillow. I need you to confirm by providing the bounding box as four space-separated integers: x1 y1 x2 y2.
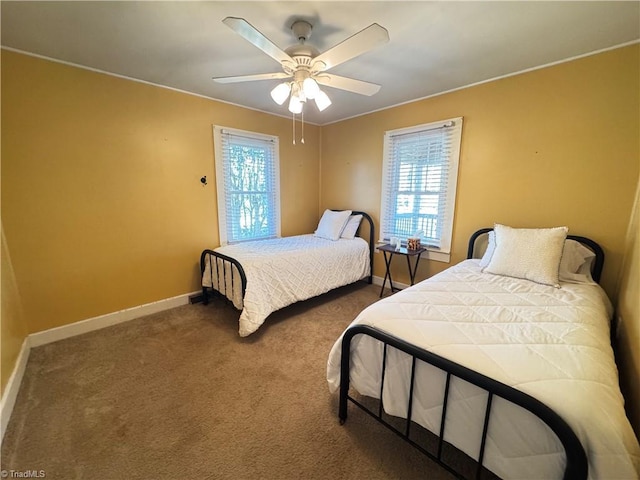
483 224 568 287
481 232 596 284
314 209 352 241
560 239 595 274
559 240 596 284
340 214 363 239
479 231 495 268
560 264 596 284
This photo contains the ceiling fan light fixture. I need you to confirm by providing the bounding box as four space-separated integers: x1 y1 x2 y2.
270 82 291 105
302 77 320 100
288 94 303 114
315 90 332 112
291 82 306 102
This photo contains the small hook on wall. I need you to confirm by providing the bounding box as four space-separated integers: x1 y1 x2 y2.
200 175 207 186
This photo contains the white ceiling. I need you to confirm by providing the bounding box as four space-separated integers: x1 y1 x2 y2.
2 1 639 125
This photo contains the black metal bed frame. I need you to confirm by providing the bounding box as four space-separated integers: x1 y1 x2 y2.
199 210 375 308
338 228 605 480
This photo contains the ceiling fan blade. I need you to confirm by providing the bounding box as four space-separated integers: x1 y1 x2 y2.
315 74 381 96
223 17 294 65
312 23 389 72
213 72 291 84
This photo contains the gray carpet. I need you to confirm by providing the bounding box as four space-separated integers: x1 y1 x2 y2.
1 283 457 479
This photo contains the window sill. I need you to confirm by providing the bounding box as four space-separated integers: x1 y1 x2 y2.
424 249 450 263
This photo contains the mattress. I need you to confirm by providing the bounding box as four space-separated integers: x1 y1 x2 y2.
203 234 370 336
327 259 640 479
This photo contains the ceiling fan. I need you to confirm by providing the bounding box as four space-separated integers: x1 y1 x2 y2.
213 17 390 114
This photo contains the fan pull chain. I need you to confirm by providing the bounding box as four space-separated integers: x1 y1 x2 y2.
291 110 305 145
292 112 296 145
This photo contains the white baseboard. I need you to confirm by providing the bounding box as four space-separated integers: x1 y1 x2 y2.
1 338 30 442
29 291 200 348
372 274 409 290
1 290 199 443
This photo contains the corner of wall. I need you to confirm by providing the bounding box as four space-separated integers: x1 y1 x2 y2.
614 173 640 437
1 222 32 441
1 224 30 395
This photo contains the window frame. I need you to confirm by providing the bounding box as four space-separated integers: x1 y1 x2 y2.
213 126 281 245
380 117 463 263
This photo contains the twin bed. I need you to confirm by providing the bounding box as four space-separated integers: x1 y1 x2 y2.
200 209 374 337
201 215 639 479
327 225 639 479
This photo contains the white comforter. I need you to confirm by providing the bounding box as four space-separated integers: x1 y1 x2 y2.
327 259 640 479
203 234 370 337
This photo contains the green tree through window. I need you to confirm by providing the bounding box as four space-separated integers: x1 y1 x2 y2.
227 144 273 240
214 127 280 244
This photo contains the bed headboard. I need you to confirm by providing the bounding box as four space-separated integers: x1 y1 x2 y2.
466 228 605 284
331 210 375 284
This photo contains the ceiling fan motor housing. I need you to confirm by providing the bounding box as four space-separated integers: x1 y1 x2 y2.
285 20 323 74
291 20 313 42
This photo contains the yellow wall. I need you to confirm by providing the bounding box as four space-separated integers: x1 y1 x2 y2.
1 50 320 336
321 45 639 298
616 178 640 438
1 226 29 396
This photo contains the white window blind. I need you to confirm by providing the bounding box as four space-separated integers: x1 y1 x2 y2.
380 117 463 260
214 126 281 245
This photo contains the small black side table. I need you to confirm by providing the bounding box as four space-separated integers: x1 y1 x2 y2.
378 244 427 297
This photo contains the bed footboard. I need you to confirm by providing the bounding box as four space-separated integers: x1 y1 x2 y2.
338 325 587 480
199 249 247 308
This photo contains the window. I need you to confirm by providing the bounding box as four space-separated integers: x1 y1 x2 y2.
214 126 281 245
380 117 463 262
